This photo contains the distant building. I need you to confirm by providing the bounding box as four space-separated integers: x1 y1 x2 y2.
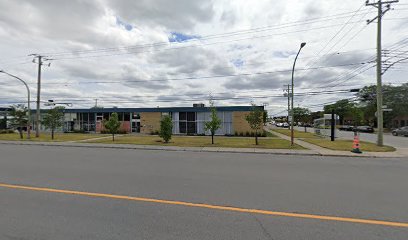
392 115 408 128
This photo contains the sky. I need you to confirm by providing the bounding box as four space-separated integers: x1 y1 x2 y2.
0 0 407 116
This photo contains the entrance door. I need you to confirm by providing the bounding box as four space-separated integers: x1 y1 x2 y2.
132 120 140 133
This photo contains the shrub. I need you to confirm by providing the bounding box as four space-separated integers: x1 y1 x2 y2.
234 131 239 136
73 129 86 133
0 129 15 134
239 132 244 137
245 131 250 137
159 115 173 143
250 132 255 137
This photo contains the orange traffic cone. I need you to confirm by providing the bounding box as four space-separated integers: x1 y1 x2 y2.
351 133 362 154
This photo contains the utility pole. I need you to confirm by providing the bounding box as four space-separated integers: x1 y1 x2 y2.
30 54 51 137
283 84 291 124
366 0 398 146
95 98 98 108
35 55 42 138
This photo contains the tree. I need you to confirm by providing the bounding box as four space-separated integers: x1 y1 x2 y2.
347 106 364 127
9 104 28 139
103 112 121 141
204 100 222 144
263 110 268 126
293 107 311 123
0 116 7 129
159 115 173 143
358 84 408 128
245 104 263 145
42 106 65 140
324 99 355 124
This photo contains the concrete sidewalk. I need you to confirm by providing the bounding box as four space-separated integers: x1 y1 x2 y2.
0 139 405 158
265 127 408 158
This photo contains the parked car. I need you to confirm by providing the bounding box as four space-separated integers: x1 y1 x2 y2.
339 125 354 131
392 126 408 136
276 122 283 127
282 122 289 128
354 126 374 133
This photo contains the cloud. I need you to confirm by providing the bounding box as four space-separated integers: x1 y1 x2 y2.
106 0 216 31
0 0 405 113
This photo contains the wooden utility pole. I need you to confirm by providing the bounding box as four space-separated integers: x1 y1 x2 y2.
30 54 51 137
35 55 42 137
366 0 398 146
283 84 291 124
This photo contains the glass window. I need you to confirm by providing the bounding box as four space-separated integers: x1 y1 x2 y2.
89 113 95 121
179 122 187 133
179 112 187 121
187 112 195 121
187 122 196 134
133 113 140 119
117 112 124 121
124 113 130 121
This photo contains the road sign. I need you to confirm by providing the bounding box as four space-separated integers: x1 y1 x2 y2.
375 109 392 116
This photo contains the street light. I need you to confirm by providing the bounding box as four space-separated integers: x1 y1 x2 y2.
0 70 31 139
290 42 306 146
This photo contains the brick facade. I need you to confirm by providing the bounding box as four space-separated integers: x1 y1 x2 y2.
232 111 257 134
140 112 161 134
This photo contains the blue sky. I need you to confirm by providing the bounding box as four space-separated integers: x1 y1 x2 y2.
168 32 200 43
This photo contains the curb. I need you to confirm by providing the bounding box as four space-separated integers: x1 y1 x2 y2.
0 140 404 158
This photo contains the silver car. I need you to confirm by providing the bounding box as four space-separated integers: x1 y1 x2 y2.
392 126 408 136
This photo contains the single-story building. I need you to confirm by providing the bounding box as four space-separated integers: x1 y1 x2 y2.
58 104 264 135
392 115 408 128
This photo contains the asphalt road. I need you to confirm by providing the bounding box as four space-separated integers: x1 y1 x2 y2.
294 126 408 148
0 144 407 239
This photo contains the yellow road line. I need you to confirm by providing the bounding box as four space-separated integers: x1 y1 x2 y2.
1 182 407 228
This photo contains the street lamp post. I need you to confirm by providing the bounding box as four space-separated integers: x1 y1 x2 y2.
290 42 306 146
0 70 31 139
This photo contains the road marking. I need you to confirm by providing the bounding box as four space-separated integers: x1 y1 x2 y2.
0 182 407 228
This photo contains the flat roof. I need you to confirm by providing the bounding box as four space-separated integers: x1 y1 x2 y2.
60 106 263 113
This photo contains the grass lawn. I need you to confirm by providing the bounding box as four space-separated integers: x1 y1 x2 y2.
265 131 276 137
303 138 395 152
91 135 304 149
0 133 106 142
272 128 317 138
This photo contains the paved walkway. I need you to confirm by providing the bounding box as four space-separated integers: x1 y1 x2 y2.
68 134 125 143
265 127 408 158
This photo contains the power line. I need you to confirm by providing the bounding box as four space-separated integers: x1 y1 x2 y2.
2 62 374 87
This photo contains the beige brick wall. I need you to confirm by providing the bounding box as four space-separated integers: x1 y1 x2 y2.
233 111 257 134
140 112 161 134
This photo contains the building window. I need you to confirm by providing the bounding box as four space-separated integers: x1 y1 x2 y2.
124 113 130 121
178 112 196 134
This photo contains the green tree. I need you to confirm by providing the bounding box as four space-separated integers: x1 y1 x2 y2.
103 112 121 141
324 99 355 124
358 84 408 128
293 107 311 123
0 116 7 129
245 104 263 145
204 100 222 144
9 104 28 139
263 110 268 126
159 115 173 143
42 106 65 140
347 106 364 127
